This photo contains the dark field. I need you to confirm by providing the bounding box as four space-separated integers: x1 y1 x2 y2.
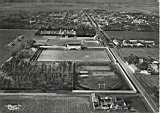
0 29 36 65
106 31 159 43
118 48 159 59
0 95 92 113
0 0 158 14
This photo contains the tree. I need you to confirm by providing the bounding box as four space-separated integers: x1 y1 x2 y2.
138 61 148 70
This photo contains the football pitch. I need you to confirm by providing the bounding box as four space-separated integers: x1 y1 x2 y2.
38 49 110 62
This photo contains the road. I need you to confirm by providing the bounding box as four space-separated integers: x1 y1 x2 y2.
110 48 159 113
84 9 159 113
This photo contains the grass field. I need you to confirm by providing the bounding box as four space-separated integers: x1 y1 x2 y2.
38 49 110 62
0 29 36 65
0 95 92 113
118 48 159 59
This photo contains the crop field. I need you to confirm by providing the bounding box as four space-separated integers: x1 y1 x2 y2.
122 96 150 112
38 49 110 62
106 31 159 43
139 74 159 88
118 48 159 59
135 73 159 107
0 95 92 113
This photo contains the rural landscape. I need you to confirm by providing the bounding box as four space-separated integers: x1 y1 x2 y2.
0 0 159 113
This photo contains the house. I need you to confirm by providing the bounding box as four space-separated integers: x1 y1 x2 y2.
134 43 144 47
148 62 159 74
101 97 113 110
129 40 137 43
140 70 151 75
144 40 155 46
113 39 119 46
65 42 82 50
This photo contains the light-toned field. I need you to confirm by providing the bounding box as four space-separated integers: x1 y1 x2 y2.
0 95 92 113
38 49 110 62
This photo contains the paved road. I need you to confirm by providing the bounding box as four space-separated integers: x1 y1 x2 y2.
84 10 158 113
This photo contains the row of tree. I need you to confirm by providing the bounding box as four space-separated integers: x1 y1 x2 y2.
1 60 75 91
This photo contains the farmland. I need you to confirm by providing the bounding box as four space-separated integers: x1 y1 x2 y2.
0 94 150 113
106 31 159 43
0 29 36 65
118 48 159 59
0 0 158 15
136 74 159 106
0 95 92 113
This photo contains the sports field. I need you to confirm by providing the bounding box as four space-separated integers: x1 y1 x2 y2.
77 65 131 90
38 49 110 62
0 95 92 113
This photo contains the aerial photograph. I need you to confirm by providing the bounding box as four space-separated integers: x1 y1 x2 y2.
0 0 159 113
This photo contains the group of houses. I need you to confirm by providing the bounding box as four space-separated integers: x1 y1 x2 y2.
113 39 156 48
